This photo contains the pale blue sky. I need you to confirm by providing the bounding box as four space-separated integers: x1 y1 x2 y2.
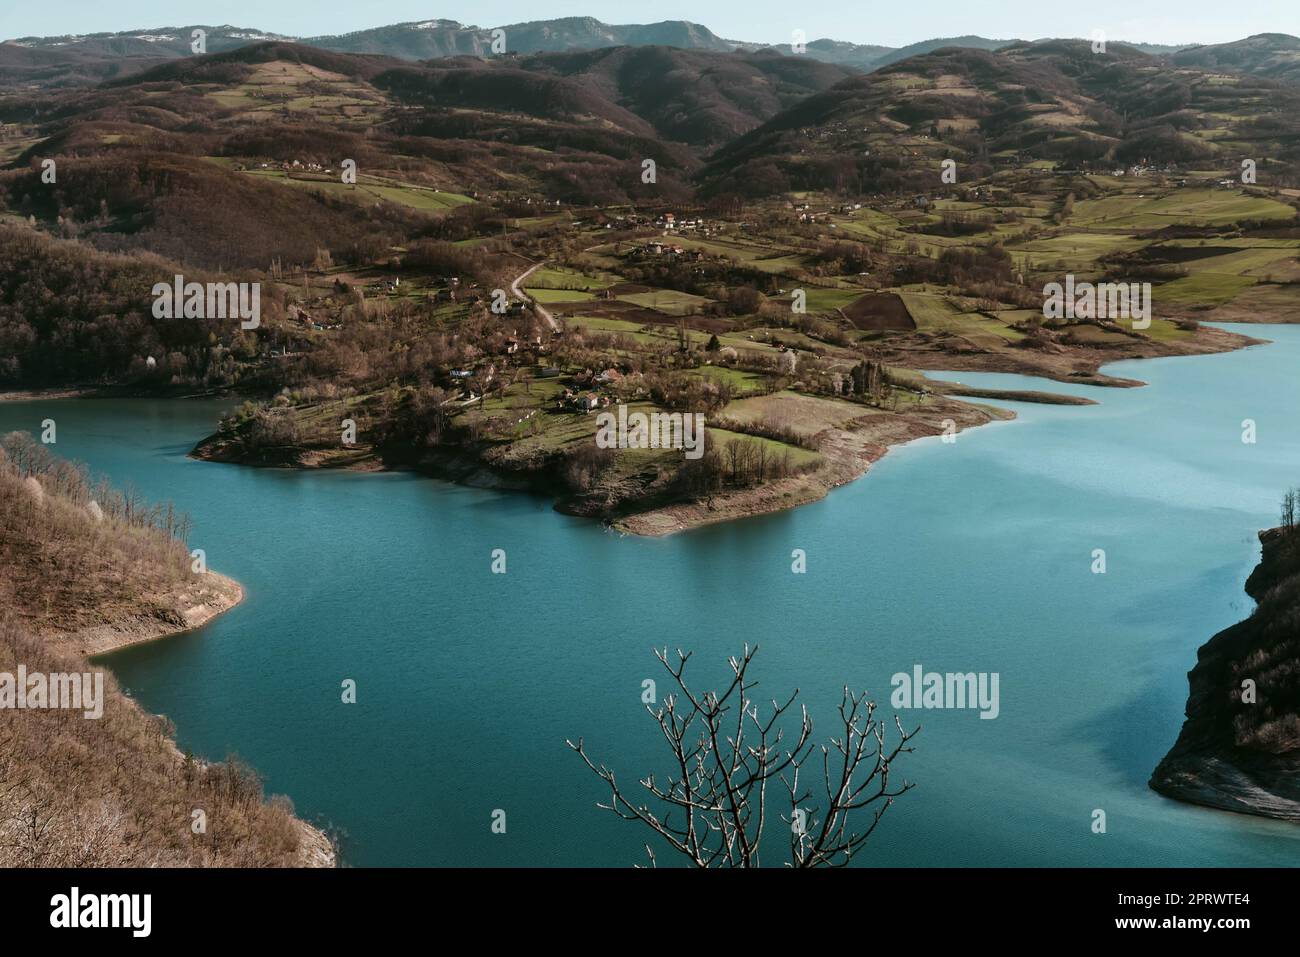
3 0 1297 47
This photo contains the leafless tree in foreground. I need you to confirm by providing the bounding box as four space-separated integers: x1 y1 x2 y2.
567 645 919 867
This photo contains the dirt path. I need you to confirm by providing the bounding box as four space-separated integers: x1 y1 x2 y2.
510 262 558 331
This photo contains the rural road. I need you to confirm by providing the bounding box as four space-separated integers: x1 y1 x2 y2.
510 262 559 331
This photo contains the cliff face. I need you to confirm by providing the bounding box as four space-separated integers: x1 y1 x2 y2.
1150 528 1300 820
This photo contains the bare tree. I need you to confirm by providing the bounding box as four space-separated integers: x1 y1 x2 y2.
567 645 918 867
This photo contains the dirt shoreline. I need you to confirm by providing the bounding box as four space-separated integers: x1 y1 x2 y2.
56 572 339 867
615 396 1014 536
189 383 1087 537
0 387 101 402
186 323 1264 537
190 401 1018 538
68 572 245 658
883 321 1266 389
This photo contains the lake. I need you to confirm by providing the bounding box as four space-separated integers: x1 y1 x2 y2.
4 322 1300 866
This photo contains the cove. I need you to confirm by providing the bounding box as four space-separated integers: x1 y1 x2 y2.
4 321 1300 867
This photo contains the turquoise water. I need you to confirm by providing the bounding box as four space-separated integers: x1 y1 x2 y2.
4 322 1300 866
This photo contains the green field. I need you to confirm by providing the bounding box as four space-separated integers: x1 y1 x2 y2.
672 235 807 272
707 428 822 467
527 287 596 303
798 287 865 313
1154 273 1258 307
618 289 712 315
899 291 1024 345
719 391 865 439
524 265 620 290
1070 188 1295 229
1010 232 1145 271
694 366 768 394
243 168 472 213
567 317 667 345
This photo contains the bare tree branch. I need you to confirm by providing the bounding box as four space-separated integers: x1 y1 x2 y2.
567 646 919 867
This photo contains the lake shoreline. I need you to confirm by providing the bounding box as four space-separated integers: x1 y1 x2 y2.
11 322 1295 837
186 366 1108 537
1151 527 1300 823
0 440 337 867
72 572 245 658
63 572 339 866
189 392 1020 537
0 386 103 403
181 322 1266 536
614 394 1016 535
9 325 1300 864
83 573 338 866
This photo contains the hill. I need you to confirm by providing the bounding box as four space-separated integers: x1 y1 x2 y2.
2 18 1212 90
6 25 290 59
3 18 743 72
0 36 852 239
871 35 1016 69
0 41 168 88
0 432 333 865
728 38 893 71
503 45 855 147
701 40 1300 196
1172 33 1300 87
308 17 739 58
0 40 707 271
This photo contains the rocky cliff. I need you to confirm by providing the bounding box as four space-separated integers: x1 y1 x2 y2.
1151 527 1300 820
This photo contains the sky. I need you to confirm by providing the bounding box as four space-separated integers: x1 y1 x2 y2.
1 0 1297 47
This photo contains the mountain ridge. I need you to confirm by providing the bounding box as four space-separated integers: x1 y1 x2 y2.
4 16 1222 79
699 38 1300 196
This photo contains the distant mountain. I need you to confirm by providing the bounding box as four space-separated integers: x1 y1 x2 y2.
1 25 290 88
866 35 1192 71
307 17 738 58
7 32 853 154
0 40 156 88
7 25 289 59
3 21 1010 73
3 18 1213 88
3 38 778 246
5 28 1300 284
303 16 859 147
1172 33 1300 86
728 38 894 72
505 45 855 147
1127 43 1192 56
7 19 741 63
871 36 1017 69
701 39 1300 196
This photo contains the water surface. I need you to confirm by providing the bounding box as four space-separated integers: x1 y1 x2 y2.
4 322 1299 866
